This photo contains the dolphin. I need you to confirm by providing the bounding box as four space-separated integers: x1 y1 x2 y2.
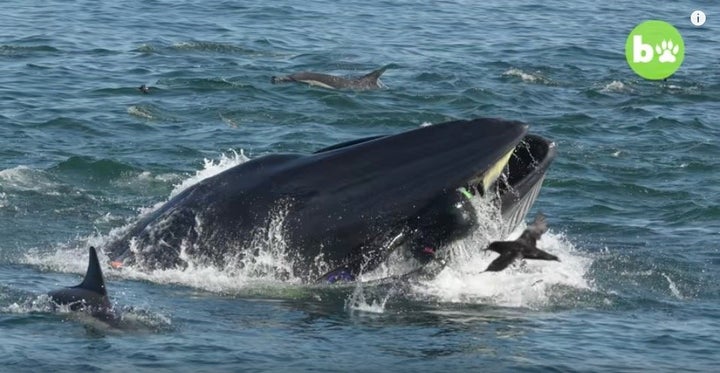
483 213 560 272
270 66 388 90
48 246 116 321
104 118 556 282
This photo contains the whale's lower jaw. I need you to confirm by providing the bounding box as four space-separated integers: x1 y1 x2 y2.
498 134 556 234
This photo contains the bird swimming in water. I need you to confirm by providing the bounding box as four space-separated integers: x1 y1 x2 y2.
138 84 150 94
484 213 559 272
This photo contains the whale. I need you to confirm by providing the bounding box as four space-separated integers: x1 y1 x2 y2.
104 118 556 283
48 246 116 321
484 213 560 272
271 66 387 90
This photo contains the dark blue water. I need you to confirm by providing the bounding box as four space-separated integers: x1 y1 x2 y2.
1 1 718 371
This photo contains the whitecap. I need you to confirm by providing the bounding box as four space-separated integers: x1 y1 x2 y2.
661 273 683 299
345 283 391 313
168 150 249 198
600 80 632 93
0 165 57 192
127 105 154 119
503 68 548 84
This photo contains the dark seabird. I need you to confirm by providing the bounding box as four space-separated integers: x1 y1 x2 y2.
484 213 559 272
138 84 150 94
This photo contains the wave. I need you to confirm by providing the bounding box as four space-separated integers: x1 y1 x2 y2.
156 77 249 91
0 44 60 57
54 156 139 180
126 104 182 122
29 117 105 136
171 41 261 55
0 293 172 332
133 40 264 56
0 165 58 193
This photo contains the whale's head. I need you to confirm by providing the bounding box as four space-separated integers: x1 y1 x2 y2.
102 118 556 283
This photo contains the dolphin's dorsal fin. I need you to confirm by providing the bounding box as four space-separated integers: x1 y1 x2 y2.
76 247 107 296
360 66 388 82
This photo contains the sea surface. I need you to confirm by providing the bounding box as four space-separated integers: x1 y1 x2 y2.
1 1 718 371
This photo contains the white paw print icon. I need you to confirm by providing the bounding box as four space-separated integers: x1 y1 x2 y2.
656 40 680 63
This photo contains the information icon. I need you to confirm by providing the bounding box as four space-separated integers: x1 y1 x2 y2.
691 10 706 26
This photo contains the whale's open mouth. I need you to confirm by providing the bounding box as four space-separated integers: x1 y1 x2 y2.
456 134 556 233
318 133 557 283
497 134 556 231
462 148 515 197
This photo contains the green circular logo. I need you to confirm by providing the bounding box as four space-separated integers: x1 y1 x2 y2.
625 20 684 80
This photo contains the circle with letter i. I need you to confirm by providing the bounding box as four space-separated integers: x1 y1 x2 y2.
691 10 706 26
625 20 685 80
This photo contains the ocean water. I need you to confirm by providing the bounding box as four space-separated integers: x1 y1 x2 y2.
1 0 718 371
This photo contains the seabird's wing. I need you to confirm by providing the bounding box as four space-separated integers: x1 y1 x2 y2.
522 247 560 261
516 213 548 247
485 249 521 272
484 242 522 272
486 241 515 254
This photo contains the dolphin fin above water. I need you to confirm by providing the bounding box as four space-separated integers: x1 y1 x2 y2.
48 247 114 319
76 246 107 296
358 66 388 85
270 66 389 90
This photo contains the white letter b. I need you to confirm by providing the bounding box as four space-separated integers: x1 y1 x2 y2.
633 35 653 63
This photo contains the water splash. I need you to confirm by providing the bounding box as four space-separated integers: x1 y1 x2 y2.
600 80 634 93
126 105 155 120
413 229 591 309
417 197 589 308
661 273 683 299
168 150 249 199
0 165 58 193
345 282 392 313
111 193 299 292
1 293 172 332
347 198 592 311
502 68 550 84
2 294 58 314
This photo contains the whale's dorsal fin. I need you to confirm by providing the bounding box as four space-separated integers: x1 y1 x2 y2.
360 66 388 83
75 246 107 296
